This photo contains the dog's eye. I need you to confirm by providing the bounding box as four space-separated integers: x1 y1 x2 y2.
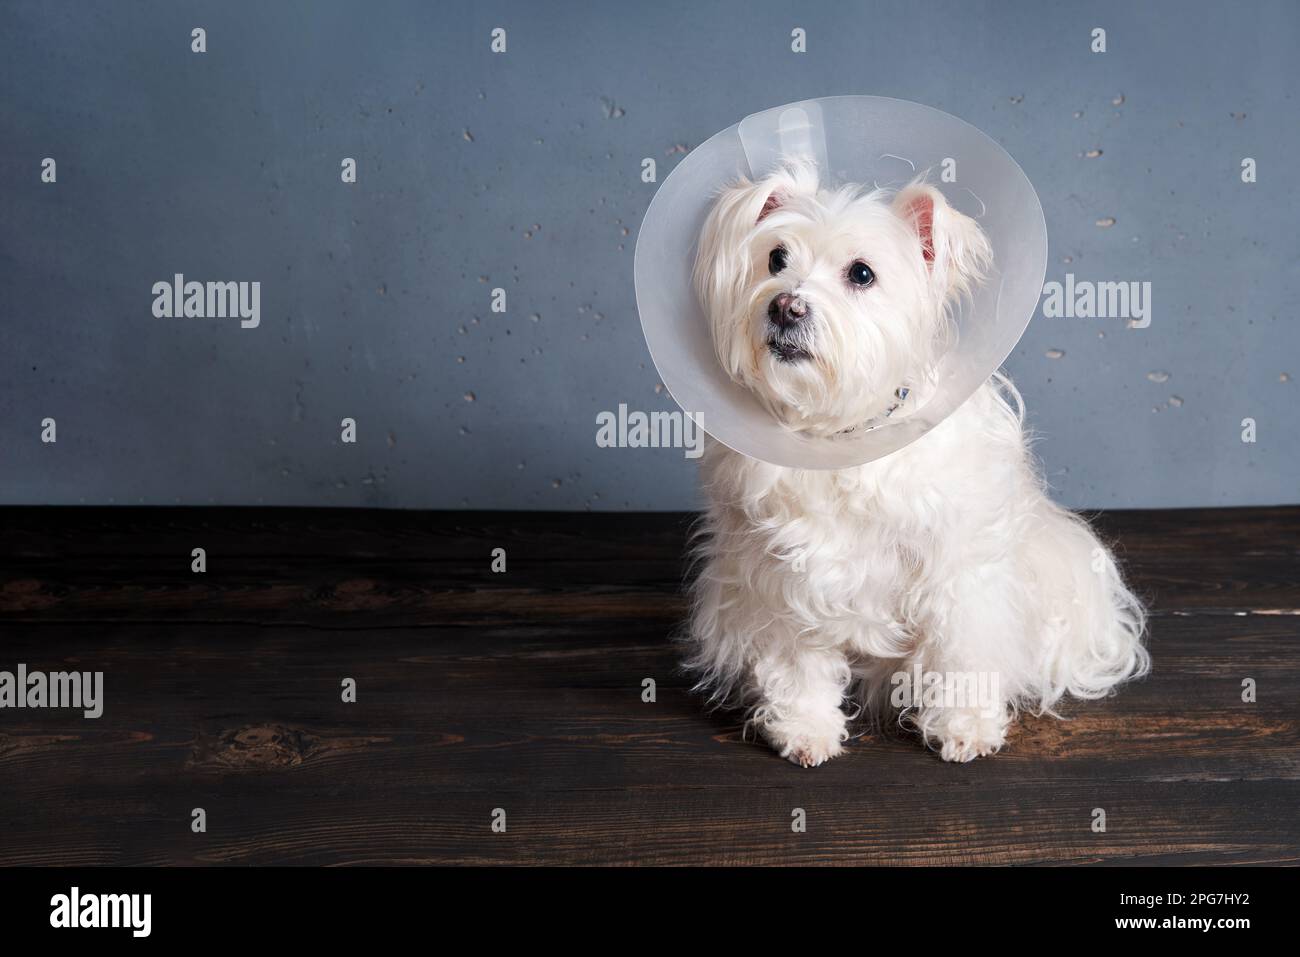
848 261 875 286
768 246 788 275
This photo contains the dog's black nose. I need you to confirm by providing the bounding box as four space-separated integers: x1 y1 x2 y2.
768 292 809 329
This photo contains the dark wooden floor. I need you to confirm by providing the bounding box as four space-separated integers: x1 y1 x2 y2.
1 506 1297 866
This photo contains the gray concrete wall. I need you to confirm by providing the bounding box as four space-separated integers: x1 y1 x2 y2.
1 0 1295 509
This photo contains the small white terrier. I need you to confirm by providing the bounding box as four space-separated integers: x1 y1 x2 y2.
687 160 1149 765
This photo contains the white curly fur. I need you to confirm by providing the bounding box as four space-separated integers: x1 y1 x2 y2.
687 161 1149 766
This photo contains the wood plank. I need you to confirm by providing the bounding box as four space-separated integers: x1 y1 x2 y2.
0 506 1297 865
1 616 1297 864
0 507 1296 625
3 781 1295 867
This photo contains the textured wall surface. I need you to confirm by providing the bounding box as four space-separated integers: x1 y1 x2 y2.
2 0 1295 509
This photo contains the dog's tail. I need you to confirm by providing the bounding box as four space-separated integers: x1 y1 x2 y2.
1028 503 1150 711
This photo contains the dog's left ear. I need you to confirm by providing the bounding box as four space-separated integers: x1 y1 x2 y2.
892 183 992 303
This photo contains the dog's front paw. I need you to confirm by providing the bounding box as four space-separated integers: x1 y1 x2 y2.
764 714 848 768
933 710 1008 763
781 733 844 768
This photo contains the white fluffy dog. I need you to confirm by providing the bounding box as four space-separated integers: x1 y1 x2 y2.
687 160 1149 765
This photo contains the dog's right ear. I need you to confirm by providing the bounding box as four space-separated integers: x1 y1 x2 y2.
757 191 781 222
752 160 819 224
694 162 819 283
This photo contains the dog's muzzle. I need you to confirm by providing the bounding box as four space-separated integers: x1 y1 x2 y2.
767 293 812 361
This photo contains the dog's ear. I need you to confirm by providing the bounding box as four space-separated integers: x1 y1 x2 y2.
743 160 820 226
757 190 783 222
892 183 992 303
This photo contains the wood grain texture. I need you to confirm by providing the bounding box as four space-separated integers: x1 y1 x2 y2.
0 506 1297 866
